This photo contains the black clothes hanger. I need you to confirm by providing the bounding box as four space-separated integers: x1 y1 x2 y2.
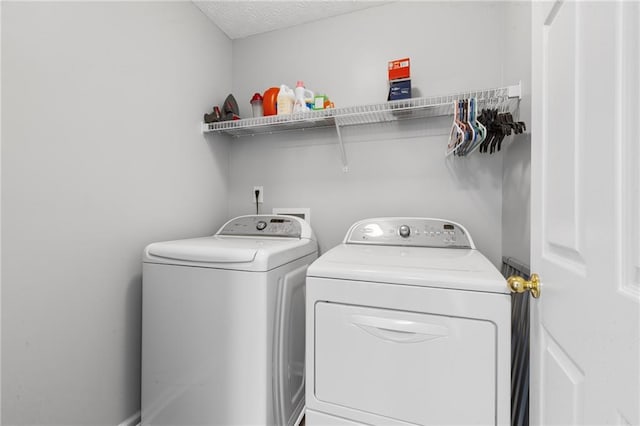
449 96 527 157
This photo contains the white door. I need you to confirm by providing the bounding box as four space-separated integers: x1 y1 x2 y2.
531 1 639 424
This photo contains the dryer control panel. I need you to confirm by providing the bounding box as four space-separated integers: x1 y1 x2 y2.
217 215 303 238
345 218 474 249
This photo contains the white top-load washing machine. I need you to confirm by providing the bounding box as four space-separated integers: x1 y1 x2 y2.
305 217 510 426
142 215 317 426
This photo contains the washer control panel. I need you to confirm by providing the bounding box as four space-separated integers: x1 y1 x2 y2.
218 215 302 238
346 218 473 248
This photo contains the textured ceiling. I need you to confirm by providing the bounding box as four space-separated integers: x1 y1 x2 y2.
193 1 388 40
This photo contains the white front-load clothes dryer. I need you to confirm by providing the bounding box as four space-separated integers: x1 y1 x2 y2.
142 215 317 426
305 218 510 426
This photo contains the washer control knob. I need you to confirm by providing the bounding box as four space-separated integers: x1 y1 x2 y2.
256 221 267 231
399 225 411 238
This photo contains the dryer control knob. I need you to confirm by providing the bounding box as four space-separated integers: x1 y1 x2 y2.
399 225 411 238
256 221 267 231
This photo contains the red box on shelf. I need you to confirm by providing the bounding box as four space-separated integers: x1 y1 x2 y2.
388 58 410 81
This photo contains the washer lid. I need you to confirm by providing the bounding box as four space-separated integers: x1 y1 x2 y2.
144 235 317 271
307 244 507 294
143 215 317 271
147 239 257 263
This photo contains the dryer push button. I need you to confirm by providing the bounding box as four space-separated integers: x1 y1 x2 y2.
399 225 411 238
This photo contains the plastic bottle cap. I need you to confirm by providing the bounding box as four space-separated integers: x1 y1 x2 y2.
296 81 304 88
250 93 263 103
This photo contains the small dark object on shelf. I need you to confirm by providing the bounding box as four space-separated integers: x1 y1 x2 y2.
204 106 221 123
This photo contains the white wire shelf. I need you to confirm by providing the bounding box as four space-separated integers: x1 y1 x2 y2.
202 83 522 171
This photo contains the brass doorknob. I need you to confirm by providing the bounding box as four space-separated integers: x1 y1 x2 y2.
507 273 541 298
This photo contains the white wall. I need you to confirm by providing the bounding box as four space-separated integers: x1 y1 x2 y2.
228 1 514 265
1 2 231 424
502 2 532 267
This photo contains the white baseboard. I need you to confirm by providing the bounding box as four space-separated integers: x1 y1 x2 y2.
117 410 141 426
122 408 302 426
123 408 302 426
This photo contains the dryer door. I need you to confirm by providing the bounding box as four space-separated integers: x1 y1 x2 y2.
314 302 497 425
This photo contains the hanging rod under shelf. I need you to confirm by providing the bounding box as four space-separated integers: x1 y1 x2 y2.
202 82 522 172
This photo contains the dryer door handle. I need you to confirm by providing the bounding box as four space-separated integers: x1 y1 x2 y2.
350 315 449 344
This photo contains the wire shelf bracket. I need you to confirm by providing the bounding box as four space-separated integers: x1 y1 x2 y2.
334 120 349 172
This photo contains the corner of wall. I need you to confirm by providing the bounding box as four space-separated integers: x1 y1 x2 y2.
501 1 532 267
0 0 4 422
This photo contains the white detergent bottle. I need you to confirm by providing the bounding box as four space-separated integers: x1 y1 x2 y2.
293 81 314 113
277 84 295 115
